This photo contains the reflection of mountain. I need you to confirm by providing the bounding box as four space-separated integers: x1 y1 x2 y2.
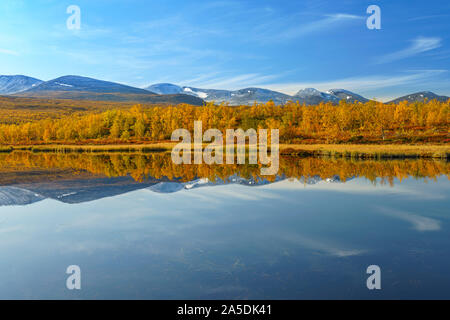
11 177 157 205
0 152 446 207
148 174 287 193
0 186 45 206
0 173 349 206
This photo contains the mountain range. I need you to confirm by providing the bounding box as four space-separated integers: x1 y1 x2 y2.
0 75 448 105
146 83 448 105
2 75 205 105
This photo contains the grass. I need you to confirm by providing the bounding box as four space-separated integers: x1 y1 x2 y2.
1 143 449 159
27 143 175 153
279 144 450 159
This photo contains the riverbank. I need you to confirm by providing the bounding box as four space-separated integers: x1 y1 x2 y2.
1 143 449 159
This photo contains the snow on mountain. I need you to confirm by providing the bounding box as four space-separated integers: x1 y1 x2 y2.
0 75 43 95
294 88 339 105
183 87 209 99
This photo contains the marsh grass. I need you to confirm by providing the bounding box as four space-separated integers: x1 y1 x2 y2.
0 146 13 153
279 144 450 159
27 144 174 153
2 143 449 159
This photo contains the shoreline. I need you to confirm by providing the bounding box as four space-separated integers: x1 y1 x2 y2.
0 143 448 159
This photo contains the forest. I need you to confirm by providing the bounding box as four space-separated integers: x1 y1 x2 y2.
0 99 448 145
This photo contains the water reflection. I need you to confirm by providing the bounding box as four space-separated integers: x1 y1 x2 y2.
0 151 448 183
0 152 448 206
0 152 449 299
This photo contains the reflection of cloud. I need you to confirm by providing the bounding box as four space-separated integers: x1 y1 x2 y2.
282 234 366 257
266 177 448 200
377 207 441 232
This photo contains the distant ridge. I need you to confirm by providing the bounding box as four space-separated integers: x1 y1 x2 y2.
13 75 205 105
147 83 450 105
146 83 371 105
0 75 43 95
387 91 450 104
1 74 447 106
146 84 292 105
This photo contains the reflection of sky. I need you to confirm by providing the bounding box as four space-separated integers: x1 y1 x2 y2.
0 177 449 299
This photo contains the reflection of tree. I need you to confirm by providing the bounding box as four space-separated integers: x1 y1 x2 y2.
0 152 448 186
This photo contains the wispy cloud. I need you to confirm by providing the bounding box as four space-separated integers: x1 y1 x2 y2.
376 37 442 64
408 15 450 22
277 13 364 40
188 73 282 90
0 48 18 56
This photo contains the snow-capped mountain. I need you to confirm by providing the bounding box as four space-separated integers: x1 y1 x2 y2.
294 88 339 105
145 84 292 105
22 75 155 94
15 76 205 105
0 75 43 95
326 89 369 103
145 83 372 105
387 91 450 104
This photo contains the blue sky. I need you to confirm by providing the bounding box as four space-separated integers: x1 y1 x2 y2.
0 0 449 101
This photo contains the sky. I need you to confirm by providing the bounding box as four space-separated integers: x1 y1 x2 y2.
0 0 449 101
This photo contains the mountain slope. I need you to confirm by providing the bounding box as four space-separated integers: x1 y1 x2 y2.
0 75 43 95
326 89 369 103
15 76 205 105
0 186 45 206
293 88 339 105
387 91 450 104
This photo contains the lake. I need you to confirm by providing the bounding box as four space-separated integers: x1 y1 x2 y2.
0 152 449 299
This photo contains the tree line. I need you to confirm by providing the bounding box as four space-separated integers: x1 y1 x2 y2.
0 99 448 145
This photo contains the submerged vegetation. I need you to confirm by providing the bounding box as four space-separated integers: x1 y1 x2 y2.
0 99 447 146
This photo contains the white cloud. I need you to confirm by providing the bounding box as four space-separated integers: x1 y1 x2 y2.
277 13 364 40
376 37 442 64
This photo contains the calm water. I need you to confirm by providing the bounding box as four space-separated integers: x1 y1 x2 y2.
0 152 449 299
